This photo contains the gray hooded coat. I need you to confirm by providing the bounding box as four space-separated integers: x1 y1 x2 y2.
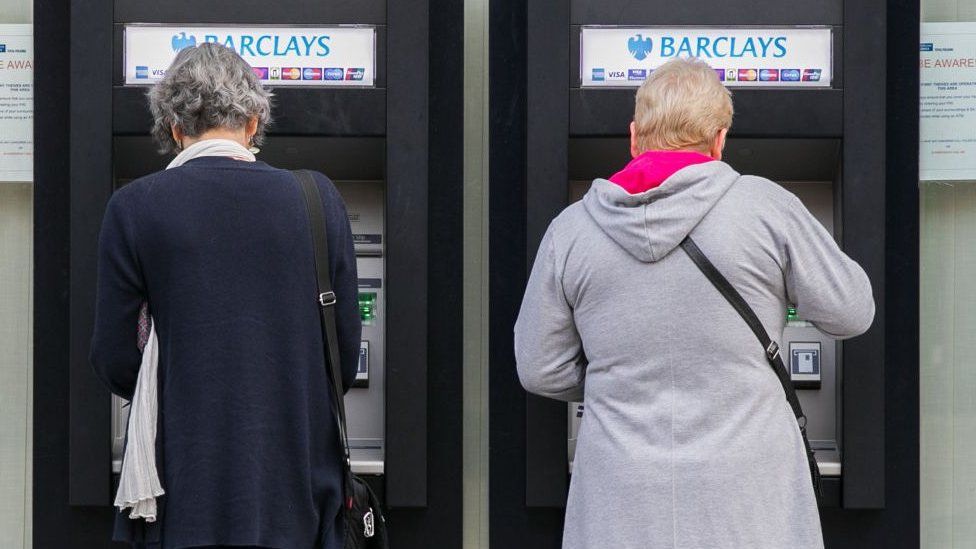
514 161 874 549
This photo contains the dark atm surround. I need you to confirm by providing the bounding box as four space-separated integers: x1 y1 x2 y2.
511 0 886 522
63 0 431 517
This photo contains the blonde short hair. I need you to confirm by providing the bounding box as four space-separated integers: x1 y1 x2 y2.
633 57 733 153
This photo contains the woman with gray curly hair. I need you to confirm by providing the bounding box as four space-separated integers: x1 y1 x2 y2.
91 43 362 549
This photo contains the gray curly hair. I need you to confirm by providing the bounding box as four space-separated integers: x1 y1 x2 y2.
148 43 273 154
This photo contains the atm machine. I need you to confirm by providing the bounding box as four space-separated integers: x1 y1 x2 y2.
56 1 462 547
490 0 888 547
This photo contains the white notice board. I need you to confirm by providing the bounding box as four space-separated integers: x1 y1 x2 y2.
125 25 376 87
580 26 833 88
921 23 976 181
0 24 33 182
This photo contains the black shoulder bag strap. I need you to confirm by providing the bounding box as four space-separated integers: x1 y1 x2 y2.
294 170 353 491
680 236 823 503
294 171 388 547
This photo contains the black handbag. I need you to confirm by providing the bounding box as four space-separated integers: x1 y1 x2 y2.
680 236 824 503
294 170 390 548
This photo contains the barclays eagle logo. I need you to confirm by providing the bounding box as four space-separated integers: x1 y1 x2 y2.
628 34 653 61
171 32 197 52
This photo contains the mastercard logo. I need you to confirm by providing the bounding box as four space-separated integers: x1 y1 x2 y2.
737 69 758 82
281 67 302 80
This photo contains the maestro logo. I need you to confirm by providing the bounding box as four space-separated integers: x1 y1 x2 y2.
628 34 653 61
171 32 197 52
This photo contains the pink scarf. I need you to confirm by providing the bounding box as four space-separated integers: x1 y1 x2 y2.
609 150 715 194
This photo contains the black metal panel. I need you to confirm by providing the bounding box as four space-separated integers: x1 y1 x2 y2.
570 88 844 138
840 0 886 511
490 0 565 543
384 0 429 508
112 86 388 136
525 0 571 509
35 0 124 545
68 0 115 507
570 0 842 25
111 24 389 89
114 0 385 25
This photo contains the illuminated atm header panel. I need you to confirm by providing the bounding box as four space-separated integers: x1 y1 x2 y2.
579 26 833 88
123 24 377 87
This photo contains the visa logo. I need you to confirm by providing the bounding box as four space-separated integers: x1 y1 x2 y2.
607 70 626 79
920 43 934 52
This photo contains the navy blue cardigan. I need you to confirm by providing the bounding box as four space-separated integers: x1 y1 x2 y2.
90 156 361 549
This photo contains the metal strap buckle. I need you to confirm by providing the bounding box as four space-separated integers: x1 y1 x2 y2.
766 341 781 361
319 291 337 307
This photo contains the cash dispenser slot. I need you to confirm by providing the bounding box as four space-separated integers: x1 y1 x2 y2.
565 137 843 479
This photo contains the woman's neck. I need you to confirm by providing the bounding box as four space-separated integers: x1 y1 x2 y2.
183 128 248 149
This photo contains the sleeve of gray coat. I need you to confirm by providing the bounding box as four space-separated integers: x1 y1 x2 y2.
514 228 586 402
781 194 875 339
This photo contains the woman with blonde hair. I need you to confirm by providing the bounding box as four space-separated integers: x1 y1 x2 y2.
515 57 874 548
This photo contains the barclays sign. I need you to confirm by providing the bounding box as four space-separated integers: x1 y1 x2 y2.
124 25 377 88
582 26 833 89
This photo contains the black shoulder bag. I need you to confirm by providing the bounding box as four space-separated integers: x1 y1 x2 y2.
294 170 389 548
680 236 824 503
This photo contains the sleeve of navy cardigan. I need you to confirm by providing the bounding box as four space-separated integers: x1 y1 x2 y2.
317 172 362 393
514 227 586 402
90 189 146 400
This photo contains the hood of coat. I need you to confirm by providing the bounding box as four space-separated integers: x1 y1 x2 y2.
582 160 741 263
